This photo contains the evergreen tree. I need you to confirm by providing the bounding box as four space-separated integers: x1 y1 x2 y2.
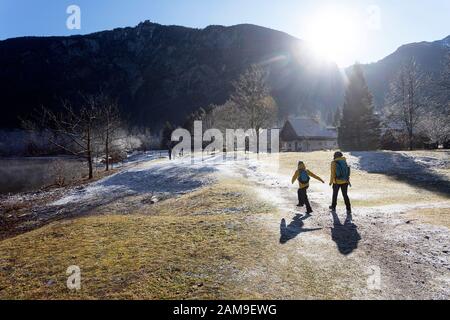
325 109 333 126
338 64 381 151
333 107 341 127
182 107 207 134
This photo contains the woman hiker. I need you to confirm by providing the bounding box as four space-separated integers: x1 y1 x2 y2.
291 161 325 215
329 151 352 215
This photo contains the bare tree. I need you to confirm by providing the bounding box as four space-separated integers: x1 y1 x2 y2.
230 65 278 153
96 96 122 171
386 58 427 150
22 100 99 179
418 108 450 146
206 101 245 131
202 104 218 132
21 93 124 179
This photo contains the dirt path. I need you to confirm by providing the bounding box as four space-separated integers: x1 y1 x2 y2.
217 157 450 299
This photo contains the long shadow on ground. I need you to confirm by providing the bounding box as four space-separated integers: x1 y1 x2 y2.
350 151 450 197
330 211 361 255
280 214 321 244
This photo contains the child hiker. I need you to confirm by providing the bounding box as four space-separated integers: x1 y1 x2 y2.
291 161 325 215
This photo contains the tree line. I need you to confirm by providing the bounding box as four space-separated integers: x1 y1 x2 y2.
338 56 450 151
24 55 448 175
22 93 159 179
161 64 279 158
165 57 449 155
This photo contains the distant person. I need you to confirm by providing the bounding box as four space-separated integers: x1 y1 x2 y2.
291 161 325 215
329 151 352 214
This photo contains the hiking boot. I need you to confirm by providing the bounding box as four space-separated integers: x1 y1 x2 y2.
297 203 304 207
345 212 353 224
306 210 313 215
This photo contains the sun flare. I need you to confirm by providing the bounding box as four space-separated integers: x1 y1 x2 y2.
305 7 360 67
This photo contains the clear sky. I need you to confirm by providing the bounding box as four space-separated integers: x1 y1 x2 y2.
1 0 449 67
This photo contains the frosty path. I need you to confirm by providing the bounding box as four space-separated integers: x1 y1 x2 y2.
214 152 450 299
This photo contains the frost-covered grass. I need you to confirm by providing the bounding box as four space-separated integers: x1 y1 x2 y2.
274 150 450 210
0 178 275 300
0 167 352 299
1 150 449 299
346 151 450 208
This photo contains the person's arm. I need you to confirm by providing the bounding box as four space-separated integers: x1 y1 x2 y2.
348 167 352 187
329 161 336 186
291 170 299 184
307 170 324 183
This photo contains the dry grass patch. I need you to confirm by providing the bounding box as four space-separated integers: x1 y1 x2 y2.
151 178 272 217
0 213 263 299
405 207 450 229
0 178 274 300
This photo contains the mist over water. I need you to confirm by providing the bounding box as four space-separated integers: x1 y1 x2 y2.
0 157 87 194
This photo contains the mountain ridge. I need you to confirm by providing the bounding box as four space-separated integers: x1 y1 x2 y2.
358 35 450 108
0 21 448 130
0 21 344 129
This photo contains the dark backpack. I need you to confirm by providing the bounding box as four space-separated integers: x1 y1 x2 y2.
298 170 310 184
335 160 350 181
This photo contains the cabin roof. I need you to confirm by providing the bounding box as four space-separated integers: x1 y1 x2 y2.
283 117 337 140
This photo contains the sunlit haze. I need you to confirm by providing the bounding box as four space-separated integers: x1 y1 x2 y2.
304 6 363 67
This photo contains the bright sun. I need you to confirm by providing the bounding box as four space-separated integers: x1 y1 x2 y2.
305 7 360 67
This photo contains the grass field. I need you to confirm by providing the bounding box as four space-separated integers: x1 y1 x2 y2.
0 150 449 299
